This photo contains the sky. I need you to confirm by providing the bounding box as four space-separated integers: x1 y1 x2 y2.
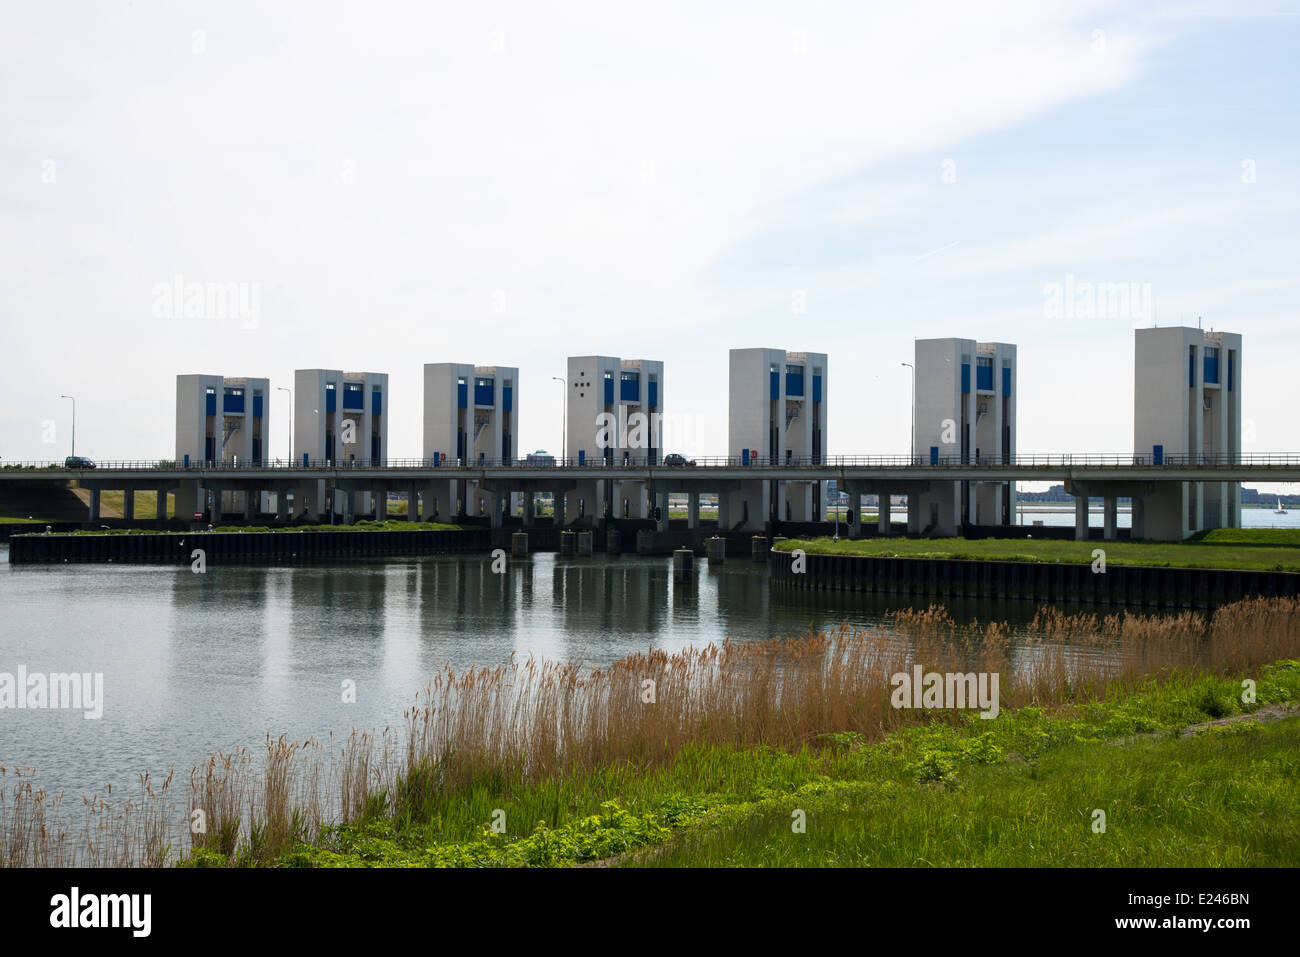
1 1 1297 487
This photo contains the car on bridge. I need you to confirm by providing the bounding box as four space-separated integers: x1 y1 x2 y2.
662 453 696 467
64 456 96 469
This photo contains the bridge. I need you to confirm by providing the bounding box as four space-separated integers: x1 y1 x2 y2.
3 453 1297 541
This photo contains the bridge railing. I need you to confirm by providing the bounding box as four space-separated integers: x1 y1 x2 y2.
4 453 1300 471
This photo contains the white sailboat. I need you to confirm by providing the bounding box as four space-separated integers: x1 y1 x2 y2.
1275 496 1288 515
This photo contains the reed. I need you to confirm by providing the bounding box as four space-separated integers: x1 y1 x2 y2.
2 596 1297 867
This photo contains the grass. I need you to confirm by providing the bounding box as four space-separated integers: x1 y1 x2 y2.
16 519 470 536
774 530 1300 572
4 597 1299 867
262 661 1300 868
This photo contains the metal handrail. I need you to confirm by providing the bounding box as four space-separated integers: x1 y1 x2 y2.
4 452 1300 471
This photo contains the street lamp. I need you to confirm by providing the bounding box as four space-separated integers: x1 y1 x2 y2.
900 363 914 463
277 386 292 465
60 395 75 460
551 375 566 465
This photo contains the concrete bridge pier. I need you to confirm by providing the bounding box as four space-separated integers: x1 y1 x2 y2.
156 488 169 527
374 484 387 521
687 491 700 529
876 494 889 536
276 485 290 523
1103 495 1118 540
87 487 101 522
121 488 134 523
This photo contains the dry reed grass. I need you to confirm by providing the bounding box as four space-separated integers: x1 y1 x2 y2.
3 596 1297 867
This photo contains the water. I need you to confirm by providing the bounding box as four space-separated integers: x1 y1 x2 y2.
0 550 1049 800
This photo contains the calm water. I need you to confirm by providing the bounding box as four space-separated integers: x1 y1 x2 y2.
3 508 1295 800
1 550 1042 799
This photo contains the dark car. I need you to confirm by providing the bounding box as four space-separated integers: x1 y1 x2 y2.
662 453 696 467
64 456 95 469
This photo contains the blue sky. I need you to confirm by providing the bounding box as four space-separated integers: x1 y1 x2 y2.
1 1 1296 484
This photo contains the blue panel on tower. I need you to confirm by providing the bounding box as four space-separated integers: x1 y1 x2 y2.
326 390 337 413
1189 353 1195 387
770 371 779 399
474 382 494 406
502 386 512 411
252 395 263 418
604 378 614 404
649 381 658 408
372 390 382 415
205 393 216 416
457 383 467 408
961 364 970 394
1002 367 1011 396
785 371 804 397
812 375 822 403
1228 355 1233 391
223 393 244 414
1203 355 1219 384
343 386 364 411
976 365 993 391
620 377 639 402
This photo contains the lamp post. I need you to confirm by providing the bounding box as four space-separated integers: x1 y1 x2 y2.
900 363 914 463
60 395 75 461
551 375 566 465
277 386 292 464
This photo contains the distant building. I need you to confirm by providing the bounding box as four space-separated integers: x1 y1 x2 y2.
1133 326 1242 537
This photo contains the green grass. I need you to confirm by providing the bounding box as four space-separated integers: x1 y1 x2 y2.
773 531 1300 572
226 660 1300 868
16 519 470 537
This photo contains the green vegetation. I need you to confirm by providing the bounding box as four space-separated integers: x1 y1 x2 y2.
774 531 1300 572
15 519 469 537
250 661 1300 868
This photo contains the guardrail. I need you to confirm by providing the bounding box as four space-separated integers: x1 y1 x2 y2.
3 453 1300 471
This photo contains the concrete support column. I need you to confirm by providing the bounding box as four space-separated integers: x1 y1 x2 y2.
244 490 257 522
687 491 699 529
877 493 890 536
1103 495 1118 541
657 489 669 532
156 488 168 526
1131 495 1145 540
906 493 921 535
523 492 535 527
122 488 135 523
718 493 730 531
88 488 100 522
554 489 565 527
277 487 290 522
1074 495 1088 541
207 485 220 524
849 492 863 539
375 485 387 521
407 484 420 521
489 490 502 528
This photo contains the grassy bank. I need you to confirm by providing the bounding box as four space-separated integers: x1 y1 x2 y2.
262 662 1300 868
774 528 1300 572
4 598 1298 867
16 519 470 536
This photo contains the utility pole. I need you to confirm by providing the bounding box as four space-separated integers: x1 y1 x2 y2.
551 375 566 464
60 395 76 460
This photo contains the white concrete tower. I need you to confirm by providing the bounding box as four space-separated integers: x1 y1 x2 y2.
912 338 1016 534
565 355 664 521
423 362 519 519
726 348 828 525
1134 326 1242 538
175 374 270 516
293 369 388 518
